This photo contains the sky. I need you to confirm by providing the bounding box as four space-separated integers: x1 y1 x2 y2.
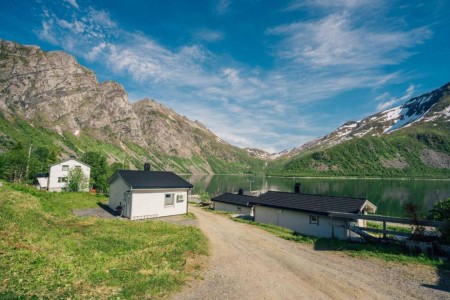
1 0 449 153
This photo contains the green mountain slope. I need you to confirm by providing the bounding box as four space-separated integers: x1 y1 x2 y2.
268 122 450 178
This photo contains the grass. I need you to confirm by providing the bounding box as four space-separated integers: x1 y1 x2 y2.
0 184 208 299
222 212 448 268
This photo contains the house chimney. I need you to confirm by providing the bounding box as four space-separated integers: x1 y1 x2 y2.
144 162 151 171
294 183 301 194
238 188 244 195
69 155 76 159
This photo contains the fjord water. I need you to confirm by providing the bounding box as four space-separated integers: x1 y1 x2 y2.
184 175 450 217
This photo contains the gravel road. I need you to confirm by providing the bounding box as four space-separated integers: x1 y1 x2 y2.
172 206 449 300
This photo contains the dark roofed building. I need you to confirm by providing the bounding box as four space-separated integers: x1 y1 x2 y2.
212 190 256 214
251 188 376 240
252 191 375 215
107 165 192 220
212 184 377 240
109 170 193 189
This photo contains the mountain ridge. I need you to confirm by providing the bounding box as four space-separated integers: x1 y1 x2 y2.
0 39 264 174
275 81 450 159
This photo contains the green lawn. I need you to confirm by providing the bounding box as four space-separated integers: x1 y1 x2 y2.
0 185 208 299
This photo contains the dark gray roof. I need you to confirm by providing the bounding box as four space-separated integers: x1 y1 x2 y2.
109 170 193 189
212 193 255 207
251 191 369 215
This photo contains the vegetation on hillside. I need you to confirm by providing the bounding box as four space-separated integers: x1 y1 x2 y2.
0 114 265 185
268 123 450 178
0 184 208 299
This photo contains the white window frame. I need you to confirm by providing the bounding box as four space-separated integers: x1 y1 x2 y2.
164 193 174 207
310 215 319 225
176 194 184 203
58 177 68 183
62 165 69 171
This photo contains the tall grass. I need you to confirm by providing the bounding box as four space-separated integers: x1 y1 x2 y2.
0 185 208 299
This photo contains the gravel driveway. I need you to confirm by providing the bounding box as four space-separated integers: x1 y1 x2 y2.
172 206 449 300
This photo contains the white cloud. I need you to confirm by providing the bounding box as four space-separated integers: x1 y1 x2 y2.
269 13 431 69
285 0 374 11
215 0 231 15
376 84 416 111
34 2 432 152
63 0 79 10
193 29 224 42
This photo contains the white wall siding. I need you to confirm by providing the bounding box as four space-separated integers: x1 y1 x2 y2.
131 189 188 219
108 176 131 216
254 206 349 240
48 159 90 192
213 201 252 215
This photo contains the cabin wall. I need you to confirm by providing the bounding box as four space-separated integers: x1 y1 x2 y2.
254 206 350 239
213 201 252 214
130 189 188 219
108 176 131 215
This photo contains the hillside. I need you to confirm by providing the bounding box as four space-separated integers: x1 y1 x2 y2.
0 39 264 174
269 83 450 177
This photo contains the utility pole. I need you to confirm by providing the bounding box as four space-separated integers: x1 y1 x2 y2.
25 143 32 180
249 180 254 192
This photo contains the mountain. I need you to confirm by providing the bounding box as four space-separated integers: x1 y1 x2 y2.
279 82 450 158
0 39 264 174
269 83 450 177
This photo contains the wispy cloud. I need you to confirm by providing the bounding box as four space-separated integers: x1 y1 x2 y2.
376 84 416 111
34 1 433 152
215 0 231 15
193 28 224 42
63 0 79 10
269 13 431 69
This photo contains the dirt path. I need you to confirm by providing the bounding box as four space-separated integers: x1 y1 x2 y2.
172 206 449 300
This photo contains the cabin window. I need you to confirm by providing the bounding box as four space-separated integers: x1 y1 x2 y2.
176 194 184 203
62 165 69 171
58 177 68 183
310 215 319 225
75 165 81 169
164 194 174 206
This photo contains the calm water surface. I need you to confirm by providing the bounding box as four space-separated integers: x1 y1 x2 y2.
183 175 450 217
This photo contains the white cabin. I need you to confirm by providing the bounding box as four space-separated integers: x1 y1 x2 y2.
46 157 91 192
107 166 192 220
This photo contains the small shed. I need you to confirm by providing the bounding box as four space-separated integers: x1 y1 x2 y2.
35 173 49 190
107 165 193 220
212 189 255 215
252 188 377 240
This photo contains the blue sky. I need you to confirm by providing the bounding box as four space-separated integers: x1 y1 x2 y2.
1 0 449 152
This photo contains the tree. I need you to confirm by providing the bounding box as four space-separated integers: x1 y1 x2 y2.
81 151 108 192
199 190 211 206
428 198 450 244
67 167 88 192
0 143 28 183
403 202 425 239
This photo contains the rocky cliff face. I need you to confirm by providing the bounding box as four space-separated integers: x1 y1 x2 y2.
0 40 143 143
0 39 261 174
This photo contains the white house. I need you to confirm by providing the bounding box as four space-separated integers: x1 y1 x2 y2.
107 164 193 220
251 188 377 240
48 157 91 192
38 157 91 192
212 189 254 215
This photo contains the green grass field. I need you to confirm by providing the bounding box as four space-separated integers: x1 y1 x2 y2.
0 185 208 299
